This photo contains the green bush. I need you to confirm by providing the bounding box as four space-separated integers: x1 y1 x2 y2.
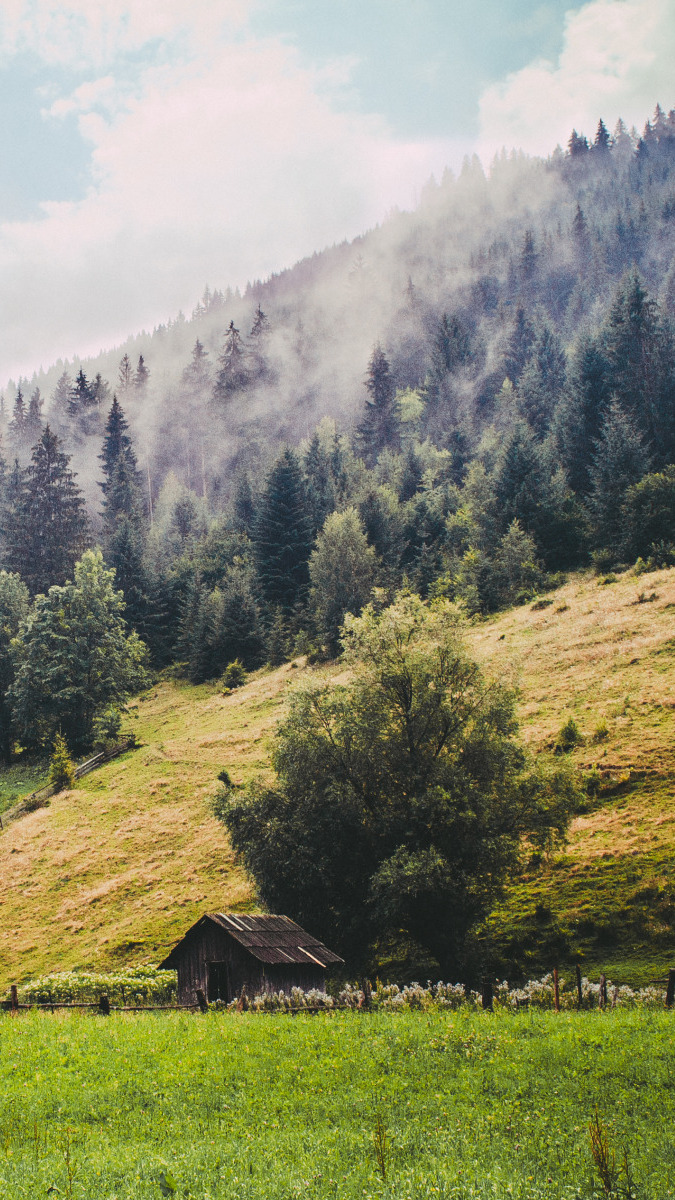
222 659 247 689
555 717 583 753
49 732 75 792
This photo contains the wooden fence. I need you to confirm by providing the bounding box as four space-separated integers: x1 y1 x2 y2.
0 737 137 831
4 969 675 1015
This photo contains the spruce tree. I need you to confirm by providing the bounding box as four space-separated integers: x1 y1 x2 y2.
503 306 536 384
254 448 313 612
25 388 43 448
588 401 651 555
8 389 28 459
213 321 249 401
554 334 612 495
356 345 401 465
303 433 336 537
4 426 88 595
99 397 148 631
118 354 134 394
135 355 150 396
516 322 567 438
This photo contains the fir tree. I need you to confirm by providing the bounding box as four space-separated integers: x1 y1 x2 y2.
593 118 610 154
4 426 88 595
25 388 43 448
232 469 255 535
588 401 651 554
99 397 148 630
553 333 612 495
516 322 567 437
49 370 73 436
356 345 401 465
135 355 150 396
182 339 212 396
213 321 249 401
118 354 134 394
303 433 336 537
49 731 75 791
8 389 28 459
254 448 313 612
503 306 536 384
399 444 424 502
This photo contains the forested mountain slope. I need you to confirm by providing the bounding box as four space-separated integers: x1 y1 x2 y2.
1 564 673 987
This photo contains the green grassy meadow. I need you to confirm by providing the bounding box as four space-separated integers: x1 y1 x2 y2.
1 1008 674 1200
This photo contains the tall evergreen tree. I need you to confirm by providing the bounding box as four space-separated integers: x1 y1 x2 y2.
213 321 249 401
118 354 134 394
503 306 536 384
254 448 313 612
135 355 150 396
303 433 337 537
588 401 651 554
601 271 675 460
99 397 148 631
182 339 212 396
25 388 43 448
4 427 88 595
356 345 401 465
554 334 612 495
8 389 28 459
49 370 73 436
516 322 567 437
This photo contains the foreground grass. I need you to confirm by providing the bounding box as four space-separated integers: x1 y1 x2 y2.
1 1009 674 1200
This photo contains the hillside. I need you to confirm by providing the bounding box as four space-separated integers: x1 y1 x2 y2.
1 564 673 988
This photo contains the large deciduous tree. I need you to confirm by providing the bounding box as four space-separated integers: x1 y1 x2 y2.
10 548 149 751
218 593 577 977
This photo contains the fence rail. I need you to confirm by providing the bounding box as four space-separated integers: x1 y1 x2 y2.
0 737 137 831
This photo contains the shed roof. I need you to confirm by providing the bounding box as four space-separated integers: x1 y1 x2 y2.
160 913 344 969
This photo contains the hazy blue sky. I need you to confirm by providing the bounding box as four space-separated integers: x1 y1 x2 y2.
0 0 672 382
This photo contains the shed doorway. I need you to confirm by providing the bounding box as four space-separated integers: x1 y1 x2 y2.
207 961 231 1003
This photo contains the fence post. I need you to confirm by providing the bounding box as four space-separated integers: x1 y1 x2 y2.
10 985 18 1014
481 980 493 1011
598 974 606 1009
576 964 583 1010
98 994 110 1015
666 968 675 1009
553 968 560 1013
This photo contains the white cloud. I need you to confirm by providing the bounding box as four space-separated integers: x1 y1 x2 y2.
0 3 466 382
477 0 675 158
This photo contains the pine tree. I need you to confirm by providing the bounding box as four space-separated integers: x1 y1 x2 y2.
588 401 651 554
356 345 401 465
232 469 255 535
554 333 612 495
99 397 148 630
593 118 610 154
0 570 29 763
516 322 567 437
601 271 675 459
182 339 212 396
91 373 111 420
135 355 150 396
8 389 28 459
4 427 88 595
520 230 538 279
254 448 313 612
399 444 423 501
69 368 95 421
567 129 589 157
49 731 75 791
25 388 43 448
303 433 336 537
118 354 134 394
213 321 249 401
49 370 73 436
503 306 536 384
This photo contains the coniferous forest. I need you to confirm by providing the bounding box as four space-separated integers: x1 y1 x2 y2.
1 108 675 758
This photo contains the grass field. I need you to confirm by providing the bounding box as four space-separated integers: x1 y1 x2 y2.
0 564 673 987
1 1007 674 1200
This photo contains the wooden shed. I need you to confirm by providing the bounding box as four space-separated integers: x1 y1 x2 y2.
159 912 344 1004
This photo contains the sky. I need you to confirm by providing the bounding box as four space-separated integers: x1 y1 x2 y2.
0 0 673 385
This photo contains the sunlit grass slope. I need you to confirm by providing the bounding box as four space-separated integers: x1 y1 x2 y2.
471 564 675 985
0 565 673 986
0 661 317 983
